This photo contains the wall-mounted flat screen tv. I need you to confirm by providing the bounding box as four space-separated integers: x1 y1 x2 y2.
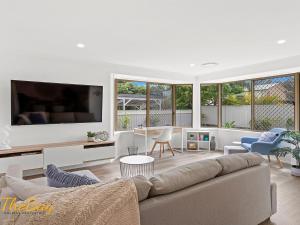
11 80 103 125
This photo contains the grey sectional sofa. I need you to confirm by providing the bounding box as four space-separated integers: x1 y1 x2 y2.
140 153 276 225
3 153 276 225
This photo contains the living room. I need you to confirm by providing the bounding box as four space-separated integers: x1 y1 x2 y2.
1 1 300 225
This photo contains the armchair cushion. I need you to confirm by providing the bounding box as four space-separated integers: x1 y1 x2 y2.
257 132 278 142
241 137 259 144
241 143 251 151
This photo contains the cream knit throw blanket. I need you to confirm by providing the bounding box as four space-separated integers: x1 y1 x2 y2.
3 179 140 225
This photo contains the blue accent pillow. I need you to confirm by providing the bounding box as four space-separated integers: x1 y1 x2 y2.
258 132 278 142
45 164 99 188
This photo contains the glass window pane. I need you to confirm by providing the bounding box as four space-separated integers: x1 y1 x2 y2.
149 83 172 127
222 81 251 129
201 84 218 127
116 80 146 130
176 84 193 127
254 75 295 131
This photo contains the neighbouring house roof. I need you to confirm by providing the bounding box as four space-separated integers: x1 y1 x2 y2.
118 93 163 99
117 94 164 110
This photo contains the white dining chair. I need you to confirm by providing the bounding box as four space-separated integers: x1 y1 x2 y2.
150 127 175 158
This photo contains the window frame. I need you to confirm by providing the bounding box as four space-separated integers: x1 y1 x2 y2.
221 79 252 130
174 84 194 128
114 79 193 131
200 73 299 131
200 83 219 128
252 74 296 131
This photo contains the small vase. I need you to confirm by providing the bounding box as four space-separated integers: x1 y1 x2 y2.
210 136 216 151
87 137 95 142
291 166 300 176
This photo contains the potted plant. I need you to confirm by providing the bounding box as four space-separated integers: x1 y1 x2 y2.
120 114 131 130
272 131 300 176
87 131 96 142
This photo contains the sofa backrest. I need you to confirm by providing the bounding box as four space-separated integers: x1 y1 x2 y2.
148 153 264 197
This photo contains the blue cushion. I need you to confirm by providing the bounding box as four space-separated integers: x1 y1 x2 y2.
258 132 278 142
45 164 99 188
241 143 252 151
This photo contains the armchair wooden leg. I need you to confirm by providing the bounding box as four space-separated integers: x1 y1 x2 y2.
167 142 175 156
163 144 165 153
267 155 271 163
276 156 283 168
150 142 157 155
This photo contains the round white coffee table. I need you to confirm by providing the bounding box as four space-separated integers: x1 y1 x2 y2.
120 155 154 178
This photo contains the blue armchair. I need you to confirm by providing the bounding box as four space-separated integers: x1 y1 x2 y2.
241 128 286 168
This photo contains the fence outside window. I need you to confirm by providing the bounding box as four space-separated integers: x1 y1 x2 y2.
253 75 295 131
115 80 193 131
201 74 297 131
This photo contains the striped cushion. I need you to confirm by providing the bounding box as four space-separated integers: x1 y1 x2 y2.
45 164 99 188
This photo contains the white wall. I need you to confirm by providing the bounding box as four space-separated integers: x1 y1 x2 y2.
0 54 192 146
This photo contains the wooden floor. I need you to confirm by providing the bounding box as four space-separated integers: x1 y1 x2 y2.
75 151 300 225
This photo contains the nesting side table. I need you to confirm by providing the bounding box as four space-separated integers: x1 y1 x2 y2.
120 155 154 178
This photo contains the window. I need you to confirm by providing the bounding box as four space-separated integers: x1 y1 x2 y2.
116 80 147 130
115 80 193 130
200 74 297 131
176 84 193 127
201 84 218 127
149 83 173 127
222 80 251 129
254 75 295 131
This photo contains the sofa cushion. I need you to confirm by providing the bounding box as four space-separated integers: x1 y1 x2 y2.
216 154 248 175
4 175 62 201
149 159 222 197
132 175 152 201
237 152 264 167
30 170 100 186
45 164 99 188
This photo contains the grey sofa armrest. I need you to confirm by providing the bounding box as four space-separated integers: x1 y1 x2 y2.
271 182 277 215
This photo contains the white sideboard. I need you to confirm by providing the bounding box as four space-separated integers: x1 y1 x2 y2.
0 140 115 174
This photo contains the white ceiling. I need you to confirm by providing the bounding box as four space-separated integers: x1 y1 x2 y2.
1 0 300 76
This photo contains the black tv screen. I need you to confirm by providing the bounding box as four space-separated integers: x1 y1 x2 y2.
11 80 103 125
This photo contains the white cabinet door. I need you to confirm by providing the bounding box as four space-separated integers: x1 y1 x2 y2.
83 146 115 162
0 154 43 174
43 145 83 168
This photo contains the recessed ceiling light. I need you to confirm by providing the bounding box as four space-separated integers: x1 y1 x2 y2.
201 62 219 67
277 40 286 45
189 63 195 67
76 43 85 48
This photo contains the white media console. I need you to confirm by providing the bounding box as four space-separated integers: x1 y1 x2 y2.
0 140 115 174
